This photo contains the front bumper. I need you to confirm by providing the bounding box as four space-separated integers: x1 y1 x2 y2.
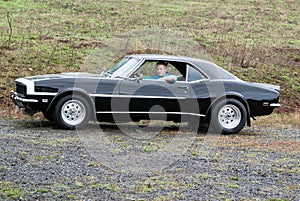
10 91 38 108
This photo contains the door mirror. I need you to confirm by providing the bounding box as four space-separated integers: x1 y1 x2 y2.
134 72 143 83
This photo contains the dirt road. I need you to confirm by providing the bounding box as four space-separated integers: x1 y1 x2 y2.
0 120 299 200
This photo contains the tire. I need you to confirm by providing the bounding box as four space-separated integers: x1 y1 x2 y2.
42 110 54 121
210 98 247 134
54 94 91 129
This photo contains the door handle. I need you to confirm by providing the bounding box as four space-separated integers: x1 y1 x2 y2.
178 86 189 90
178 86 189 94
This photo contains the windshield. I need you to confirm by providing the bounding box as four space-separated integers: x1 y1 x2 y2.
106 57 140 77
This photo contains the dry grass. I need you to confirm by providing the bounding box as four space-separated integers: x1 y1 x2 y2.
0 0 299 118
254 113 300 128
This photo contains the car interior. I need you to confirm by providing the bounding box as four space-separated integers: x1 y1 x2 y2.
132 60 206 82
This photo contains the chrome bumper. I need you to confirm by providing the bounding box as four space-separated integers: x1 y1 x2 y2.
270 103 281 108
10 91 38 108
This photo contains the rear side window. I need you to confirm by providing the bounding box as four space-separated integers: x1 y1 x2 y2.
187 65 206 82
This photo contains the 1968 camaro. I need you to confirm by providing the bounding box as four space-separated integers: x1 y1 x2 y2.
10 54 280 134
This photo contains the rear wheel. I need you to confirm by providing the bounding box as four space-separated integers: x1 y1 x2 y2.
54 95 91 129
210 98 247 134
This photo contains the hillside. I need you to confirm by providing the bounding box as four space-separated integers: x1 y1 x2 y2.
0 0 299 117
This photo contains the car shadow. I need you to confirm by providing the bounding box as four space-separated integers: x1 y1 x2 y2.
12 119 262 136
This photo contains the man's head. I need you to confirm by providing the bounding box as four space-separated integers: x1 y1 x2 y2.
156 62 168 77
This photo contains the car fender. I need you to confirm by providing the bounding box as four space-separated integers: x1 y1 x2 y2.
206 92 251 126
46 88 96 118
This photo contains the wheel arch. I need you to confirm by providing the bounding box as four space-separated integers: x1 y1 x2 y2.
46 88 96 119
205 92 251 126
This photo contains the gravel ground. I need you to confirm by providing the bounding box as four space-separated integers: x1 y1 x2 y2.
0 119 299 201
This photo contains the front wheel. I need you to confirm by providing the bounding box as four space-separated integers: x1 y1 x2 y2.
210 99 247 134
54 95 91 129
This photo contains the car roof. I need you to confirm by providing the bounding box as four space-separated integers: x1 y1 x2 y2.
128 54 204 62
127 54 239 80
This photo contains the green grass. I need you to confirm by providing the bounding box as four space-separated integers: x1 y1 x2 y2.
91 182 120 192
0 0 299 117
228 184 242 189
0 182 23 199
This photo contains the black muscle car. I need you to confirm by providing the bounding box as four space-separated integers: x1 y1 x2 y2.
10 54 280 134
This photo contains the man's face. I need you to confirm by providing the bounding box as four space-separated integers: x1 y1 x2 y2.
156 64 167 77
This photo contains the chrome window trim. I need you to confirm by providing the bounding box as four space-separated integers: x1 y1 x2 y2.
186 64 209 83
126 57 210 84
186 64 190 82
115 57 145 78
187 79 209 84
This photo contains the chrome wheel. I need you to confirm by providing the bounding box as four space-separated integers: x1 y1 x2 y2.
61 100 86 126
217 104 242 129
210 99 247 134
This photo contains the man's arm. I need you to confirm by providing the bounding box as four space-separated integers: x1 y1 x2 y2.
161 75 177 84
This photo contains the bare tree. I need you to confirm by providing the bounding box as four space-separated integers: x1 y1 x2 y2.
6 12 13 48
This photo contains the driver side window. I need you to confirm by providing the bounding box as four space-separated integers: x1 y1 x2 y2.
137 61 157 77
135 60 182 79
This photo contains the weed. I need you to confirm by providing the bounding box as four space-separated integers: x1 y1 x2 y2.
53 182 71 190
5 12 13 48
75 181 83 188
197 173 214 180
91 182 120 192
38 188 48 193
228 184 241 189
0 166 10 171
255 113 300 128
68 195 77 199
50 190 59 195
230 177 240 181
0 182 23 199
34 155 55 162
88 161 101 167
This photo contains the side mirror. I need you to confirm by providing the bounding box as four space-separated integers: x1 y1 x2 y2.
134 72 143 83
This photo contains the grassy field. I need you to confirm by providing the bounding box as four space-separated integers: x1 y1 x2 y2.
0 0 299 118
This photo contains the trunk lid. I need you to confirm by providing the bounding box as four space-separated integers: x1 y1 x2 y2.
252 82 280 92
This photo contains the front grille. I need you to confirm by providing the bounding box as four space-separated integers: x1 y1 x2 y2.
16 82 27 95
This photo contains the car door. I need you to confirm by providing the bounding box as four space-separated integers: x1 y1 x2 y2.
116 79 191 117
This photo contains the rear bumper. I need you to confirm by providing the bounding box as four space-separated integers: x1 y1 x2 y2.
10 91 38 108
270 103 281 108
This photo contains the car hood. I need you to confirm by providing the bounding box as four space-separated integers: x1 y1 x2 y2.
24 72 102 82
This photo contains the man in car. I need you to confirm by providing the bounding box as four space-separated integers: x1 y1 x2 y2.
144 61 177 84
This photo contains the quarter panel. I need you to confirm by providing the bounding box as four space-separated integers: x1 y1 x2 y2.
222 81 280 116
